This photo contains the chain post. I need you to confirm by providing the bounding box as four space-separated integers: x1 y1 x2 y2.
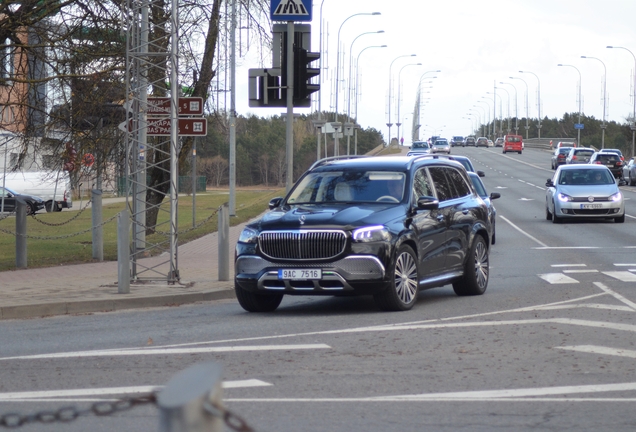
15 199 27 268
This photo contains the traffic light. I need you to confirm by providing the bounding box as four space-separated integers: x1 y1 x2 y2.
293 47 320 107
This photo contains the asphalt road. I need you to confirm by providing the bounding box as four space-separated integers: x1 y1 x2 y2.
2 146 636 431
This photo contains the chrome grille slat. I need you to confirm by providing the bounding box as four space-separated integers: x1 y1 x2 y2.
259 230 347 260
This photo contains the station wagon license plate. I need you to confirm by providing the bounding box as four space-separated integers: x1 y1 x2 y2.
278 269 322 280
581 204 603 209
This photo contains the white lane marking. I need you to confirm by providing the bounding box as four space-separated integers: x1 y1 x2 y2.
499 215 548 247
563 270 598 274
0 380 272 401
536 304 634 312
594 282 636 311
556 345 636 359
614 263 636 266
626 215 636 220
534 247 600 250
552 264 587 267
538 273 579 284
0 344 331 361
602 271 636 282
225 382 636 403
519 198 534 201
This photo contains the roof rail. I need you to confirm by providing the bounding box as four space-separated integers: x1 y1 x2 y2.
308 155 370 170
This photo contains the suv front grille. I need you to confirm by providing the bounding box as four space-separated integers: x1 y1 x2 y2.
259 230 347 260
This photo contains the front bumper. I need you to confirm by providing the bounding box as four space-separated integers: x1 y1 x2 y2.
554 200 624 218
235 254 387 294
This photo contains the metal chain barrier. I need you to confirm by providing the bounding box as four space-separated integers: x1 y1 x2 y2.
0 393 253 431
30 198 93 227
0 213 119 240
0 208 16 222
134 205 222 236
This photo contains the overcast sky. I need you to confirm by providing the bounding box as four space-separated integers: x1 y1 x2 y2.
237 0 636 143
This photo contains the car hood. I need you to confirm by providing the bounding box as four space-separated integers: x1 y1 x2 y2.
557 184 619 197
251 203 406 231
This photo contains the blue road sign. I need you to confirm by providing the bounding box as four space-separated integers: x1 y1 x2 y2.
271 0 312 21
574 123 584 130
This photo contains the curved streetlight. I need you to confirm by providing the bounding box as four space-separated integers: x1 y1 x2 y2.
471 105 486 137
478 98 492 138
344 30 384 155
487 92 504 136
397 62 421 144
353 44 387 154
608 45 636 156
500 82 519 135
387 54 416 145
494 87 511 133
334 12 381 155
510 76 530 139
557 64 583 146
581 56 607 148
519 70 542 138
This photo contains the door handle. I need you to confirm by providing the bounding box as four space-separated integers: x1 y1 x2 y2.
436 214 444 221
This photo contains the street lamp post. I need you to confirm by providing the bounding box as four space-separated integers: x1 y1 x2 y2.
581 56 607 149
557 63 583 146
495 87 511 133
499 82 519 134
354 44 387 154
607 46 636 157
487 92 504 136
510 76 530 139
519 70 542 138
396 62 421 145
387 54 416 145
345 30 384 155
477 99 491 138
335 12 381 155
471 106 486 137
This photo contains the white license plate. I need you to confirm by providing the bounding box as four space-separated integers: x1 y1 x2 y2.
580 204 603 209
278 269 322 280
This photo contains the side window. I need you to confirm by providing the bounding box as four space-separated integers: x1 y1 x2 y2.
412 168 433 199
445 167 471 198
428 167 452 201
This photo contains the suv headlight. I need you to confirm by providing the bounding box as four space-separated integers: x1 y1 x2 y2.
557 193 573 202
352 225 390 243
610 192 622 202
238 227 259 244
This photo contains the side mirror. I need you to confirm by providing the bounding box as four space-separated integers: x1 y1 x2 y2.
268 197 283 210
416 196 439 210
545 179 554 187
477 170 485 177
490 192 500 200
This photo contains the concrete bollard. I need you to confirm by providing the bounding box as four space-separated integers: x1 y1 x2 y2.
218 203 230 281
91 189 103 261
15 199 27 268
157 362 224 432
117 209 130 294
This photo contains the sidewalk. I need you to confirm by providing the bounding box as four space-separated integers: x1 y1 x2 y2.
0 219 247 320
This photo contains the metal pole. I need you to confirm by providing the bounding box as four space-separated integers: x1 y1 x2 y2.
285 21 294 192
218 203 229 281
557 64 582 146
169 0 179 282
511 76 530 138
229 0 236 215
581 56 607 148
192 141 196 228
91 189 103 261
15 199 26 268
117 209 130 294
607 46 636 156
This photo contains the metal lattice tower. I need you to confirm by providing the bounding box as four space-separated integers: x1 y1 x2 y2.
123 0 180 283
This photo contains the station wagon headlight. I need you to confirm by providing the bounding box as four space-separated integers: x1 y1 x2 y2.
610 192 622 202
558 193 573 202
238 227 259 244
352 225 390 243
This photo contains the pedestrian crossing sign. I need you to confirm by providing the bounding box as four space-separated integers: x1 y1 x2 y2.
271 0 312 21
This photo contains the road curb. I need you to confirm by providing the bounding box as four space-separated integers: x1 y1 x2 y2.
0 288 236 320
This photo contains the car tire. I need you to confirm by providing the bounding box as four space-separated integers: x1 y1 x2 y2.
374 244 419 311
552 202 561 224
546 206 552 221
616 214 625 223
519 151 522 154
502 150 506 154
234 285 283 312
630 173 635 186
25 203 35 216
491 228 496 245
452 235 489 296
45 201 59 212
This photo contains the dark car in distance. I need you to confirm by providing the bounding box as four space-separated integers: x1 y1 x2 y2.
551 146 573 169
450 136 464 147
235 155 492 312
0 186 45 215
476 137 489 148
463 137 476 147
589 151 624 180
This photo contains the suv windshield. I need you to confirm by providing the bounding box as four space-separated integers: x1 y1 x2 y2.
287 170 406 204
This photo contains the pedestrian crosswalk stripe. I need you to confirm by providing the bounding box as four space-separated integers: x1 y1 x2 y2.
539 273 579 284
603 271 636 282
563 270 598 274
273 0 308 15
